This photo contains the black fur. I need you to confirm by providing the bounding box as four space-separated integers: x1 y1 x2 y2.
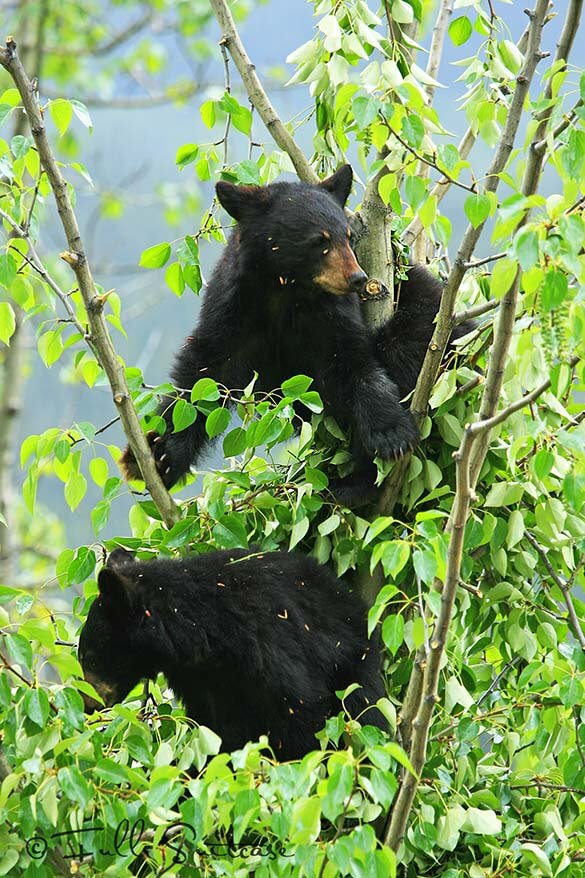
78 548 387 760
121 166 471 502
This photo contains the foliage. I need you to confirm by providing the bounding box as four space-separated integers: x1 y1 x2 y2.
1 0 585 876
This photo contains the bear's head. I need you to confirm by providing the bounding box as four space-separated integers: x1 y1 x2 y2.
215 164 367 297
78 549 152 712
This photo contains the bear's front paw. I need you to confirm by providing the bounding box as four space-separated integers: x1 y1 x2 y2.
119 431 175 487
362 409 419 460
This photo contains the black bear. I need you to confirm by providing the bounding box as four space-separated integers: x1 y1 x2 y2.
121 165 471 501
78 547 387 759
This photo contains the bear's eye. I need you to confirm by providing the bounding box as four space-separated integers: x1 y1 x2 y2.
309 231 330 245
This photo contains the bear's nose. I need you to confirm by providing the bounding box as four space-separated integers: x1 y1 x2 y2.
349 270 368 293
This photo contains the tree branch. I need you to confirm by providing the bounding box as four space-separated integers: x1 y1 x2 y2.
454 297 499 324
380 0 552 520
0 38 180 529
209 0 317 183
383 361 564 850
469 0 583 486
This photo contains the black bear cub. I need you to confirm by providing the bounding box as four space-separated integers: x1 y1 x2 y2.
121 165 471 502
78 548 386 759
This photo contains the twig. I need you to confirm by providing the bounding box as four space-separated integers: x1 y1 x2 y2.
1 210 89 340
209 0 317 183
384 121 477 194
0 38 180 529
477 657 521 706
524 531 585 650
454 298 499 324
403 126 476 247
218 38 231 166
464 252 508 269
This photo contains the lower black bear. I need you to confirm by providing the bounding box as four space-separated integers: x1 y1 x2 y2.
121 165 471 501
78 548 386 759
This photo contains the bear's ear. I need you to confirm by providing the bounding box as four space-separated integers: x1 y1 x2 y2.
320 164 353 207
215 181 272 221
97 566 136 625
107 547 136 570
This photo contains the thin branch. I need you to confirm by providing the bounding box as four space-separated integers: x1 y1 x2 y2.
424 0 454 99
412 0 552 417
1 207 89 340
380 0 552 523
464 252 508 269
384 359 578 849
209 0 317 183
454 298 499 324
402 125 476 247
0 38 180 529
384 121 478 194
534 98 583 154
219 38 231 166
525 531 585 651
469 0 583 486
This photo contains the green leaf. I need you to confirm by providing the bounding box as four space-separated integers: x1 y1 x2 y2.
520 844 552 877
290 796 321 844
64 471 87 511
401 114 424 149
412 548 437 584
464 193 491 228
514 228 539 270
165 262 185 296
0 253 17 288
0 302 16 344
206 407 230 439
71 100 92 130
5 632 32 671
382 614 404 654
461 807 502 835
172 398 197 433
490 257 517 298
49 99 73 136
139 241 171 269
559 676 583 708
0 104 14 126
191 377 220 402
540 268 568 311
200 99 216 128
449 16 472 46
281 374 313 398
58 766 92 809
24 688 50 727
223 427 247 457
91 500 110 535
176 143 199 169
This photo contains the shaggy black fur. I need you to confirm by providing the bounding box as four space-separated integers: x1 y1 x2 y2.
78 548 387 760
120 165 472 503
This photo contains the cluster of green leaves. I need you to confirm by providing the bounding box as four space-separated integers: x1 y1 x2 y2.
0 607 406 877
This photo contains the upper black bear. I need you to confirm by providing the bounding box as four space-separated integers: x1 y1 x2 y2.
121 165 471 502
78 547 387 759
